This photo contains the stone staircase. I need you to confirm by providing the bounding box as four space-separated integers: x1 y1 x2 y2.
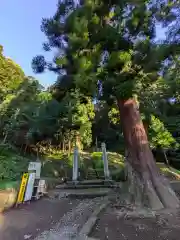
56 179 115 189
49 179 118 200
86 169 104 180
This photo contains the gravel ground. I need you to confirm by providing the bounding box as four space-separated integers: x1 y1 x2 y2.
90 205 180 240
0 197 80 240
34 198 103 240
0 190 105 240
2 185 180 240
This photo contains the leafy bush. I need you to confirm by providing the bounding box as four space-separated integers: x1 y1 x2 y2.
42 153 74 178
91 152 104 169
0 180 20 190
42 151 126 181
0 143 29 181
91 151 125 181
149 115 177 149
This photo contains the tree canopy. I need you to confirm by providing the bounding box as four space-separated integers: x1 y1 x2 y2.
31 0 180 209
0 1 180 210
31 0 180 153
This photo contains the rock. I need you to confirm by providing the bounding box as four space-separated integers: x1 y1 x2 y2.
24 234 32 239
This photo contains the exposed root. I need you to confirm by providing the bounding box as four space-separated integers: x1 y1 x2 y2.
125 161 164 210
115 160 180 211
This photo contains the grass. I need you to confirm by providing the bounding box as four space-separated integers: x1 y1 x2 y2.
90 152 125 181
0 181 20 191
157 163 180 180
43 151 126 181
170 167 180 175
1 144 180 191
0 143 29 184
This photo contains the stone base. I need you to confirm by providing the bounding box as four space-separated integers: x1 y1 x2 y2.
57 179 115 189
49 188 111 200
71 180 80 185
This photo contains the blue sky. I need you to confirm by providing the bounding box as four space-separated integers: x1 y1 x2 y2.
0 1 166 88
0 0 57 88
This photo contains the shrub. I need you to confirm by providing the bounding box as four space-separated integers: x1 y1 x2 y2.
91 152 104 169
0 143 29 181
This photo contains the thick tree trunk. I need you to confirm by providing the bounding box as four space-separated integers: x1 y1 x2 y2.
118 98 179 210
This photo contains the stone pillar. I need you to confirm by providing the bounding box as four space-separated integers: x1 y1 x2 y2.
101 143 110 179
72 146 79 182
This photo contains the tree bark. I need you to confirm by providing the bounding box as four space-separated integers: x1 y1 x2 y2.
117 98 179 210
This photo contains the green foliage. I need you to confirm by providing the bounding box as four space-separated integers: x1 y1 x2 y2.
63 90 95 149
0 61 95 154
32 0 180 157
91 152 104 169
0 143 29 181
33 0 177 101
148 115 177 149
0 180 19 191
91 151 125 175
92 102 124 153
89 151 125 181
0 0 180 182
0 47 25 99
0 44 96 181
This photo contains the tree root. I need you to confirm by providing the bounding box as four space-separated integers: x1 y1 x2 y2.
124 161 179 210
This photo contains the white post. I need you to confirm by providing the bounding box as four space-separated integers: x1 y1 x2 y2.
101 143 110 179
72 146 79 182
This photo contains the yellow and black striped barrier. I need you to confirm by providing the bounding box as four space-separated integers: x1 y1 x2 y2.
16 173 29 205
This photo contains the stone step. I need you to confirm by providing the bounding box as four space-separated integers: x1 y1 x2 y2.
49 188 111 200
86 174 104 180
87 171 103 175
67 179 114 186
68 192 108 199
56 184 114 189
86 172 102 176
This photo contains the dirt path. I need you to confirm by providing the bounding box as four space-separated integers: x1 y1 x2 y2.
34 198 102 240
0 196 103 240
91 205 180 240
0 197 80 240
